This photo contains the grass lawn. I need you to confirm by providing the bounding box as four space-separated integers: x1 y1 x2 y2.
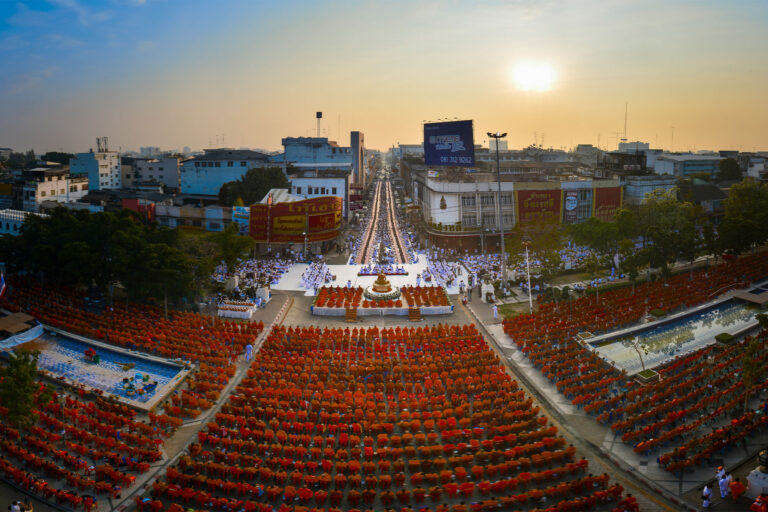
549 271 596 286
497 302 530 319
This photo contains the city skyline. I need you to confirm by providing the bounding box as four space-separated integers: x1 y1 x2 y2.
1 0 767 153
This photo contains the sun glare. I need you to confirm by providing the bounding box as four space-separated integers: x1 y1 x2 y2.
512 61 557 92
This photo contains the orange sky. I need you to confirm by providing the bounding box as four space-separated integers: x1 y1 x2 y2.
1 0 767 153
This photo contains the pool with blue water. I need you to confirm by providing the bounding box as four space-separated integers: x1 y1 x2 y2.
593 299 758 374
35 331 183 403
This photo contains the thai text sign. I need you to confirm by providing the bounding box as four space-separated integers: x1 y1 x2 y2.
423 120 475 166
249 196 342 243
593 187 622 221
515 189 562 225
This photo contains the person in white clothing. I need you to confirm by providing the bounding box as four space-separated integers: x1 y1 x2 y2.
718 474 729 499
702 483 712 508
492 304 498 320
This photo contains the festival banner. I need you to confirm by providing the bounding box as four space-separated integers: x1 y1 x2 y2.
593 186 623 221
515 189 562 225
249 196 342 243
563 190 578 224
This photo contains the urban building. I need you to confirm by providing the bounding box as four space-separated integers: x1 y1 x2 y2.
155 204 233 232
282 132 366 218
0 209 47 236
622 175 677 205
121 156 137 189
618 141 650 153
288 168 350 218
655 154 721 178
677 178 727 224
70 150 122 190
572 144 603 167
17 167 89 212
179 149 272 198
139 146 161 158
350 131 366 187
0 148 12 160
409 166 622 250
135 156 180 190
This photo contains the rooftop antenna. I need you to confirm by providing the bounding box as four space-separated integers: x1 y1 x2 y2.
621 101 628 143
316 111 322 138
671 126 675 152
338 114 341 143
597 133 601 149
222 133 225 147
534 132 538 147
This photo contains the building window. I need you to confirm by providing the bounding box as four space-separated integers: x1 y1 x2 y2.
296 187 302 194
501 194 513 206
462 215 477 227
215 162 220 167
502 214 514 226
332 187 337 194
60 189 65 194
227 161 233 167
480 194 495 206
321 187 326 194
241 161 246 167
40 191 46 197
461 195 476 207
481 214 496 228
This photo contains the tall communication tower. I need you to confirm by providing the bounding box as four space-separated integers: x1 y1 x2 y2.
621 102 628 143
96 136 108 152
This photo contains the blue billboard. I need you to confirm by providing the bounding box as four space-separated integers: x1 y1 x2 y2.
423 120 475 166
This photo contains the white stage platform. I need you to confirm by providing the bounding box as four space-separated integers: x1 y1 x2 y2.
271 255 465 296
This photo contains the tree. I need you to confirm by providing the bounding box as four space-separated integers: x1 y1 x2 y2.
618 239 647 293
567 217 619 264
41 152 75 165
718 179 768 255
717 158 742 182
635 189 697 278
740 334 763 414
0 350 53 431
218 167 290 207
205 223 256 273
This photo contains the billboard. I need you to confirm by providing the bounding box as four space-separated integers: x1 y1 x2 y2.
423 120 475 166
515 189 562 225
249 196 342 243
593 186 623 221
562 190 578 224
232 206 250 235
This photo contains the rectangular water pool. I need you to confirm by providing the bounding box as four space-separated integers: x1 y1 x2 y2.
593 299 757 374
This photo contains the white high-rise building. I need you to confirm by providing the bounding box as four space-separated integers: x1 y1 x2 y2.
70 150 122 190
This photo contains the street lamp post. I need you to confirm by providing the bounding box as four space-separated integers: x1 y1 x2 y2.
303 231 308 261
487 132 507 289
522 238 533 314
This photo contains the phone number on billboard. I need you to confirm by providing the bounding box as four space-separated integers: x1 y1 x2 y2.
439 156 473 164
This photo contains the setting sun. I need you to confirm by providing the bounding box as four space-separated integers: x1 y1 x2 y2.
512 61 557 92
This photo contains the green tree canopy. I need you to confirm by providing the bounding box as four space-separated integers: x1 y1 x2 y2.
717 158 742 182
41 151 75 165
0 350 53 429
718 178 768 254
635 188 698 277
204 223 256 272
218 167 290 207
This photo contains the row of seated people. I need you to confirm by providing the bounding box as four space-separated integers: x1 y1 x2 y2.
503 252 768 410
147 324 630 511
502 252 768 478
588 333 768 473
1 275 263 419
0 387 169 507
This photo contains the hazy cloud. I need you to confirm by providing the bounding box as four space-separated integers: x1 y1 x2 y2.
47 0 113 25
3 67 58 95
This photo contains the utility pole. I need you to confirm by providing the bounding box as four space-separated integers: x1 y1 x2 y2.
487 132 507 289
